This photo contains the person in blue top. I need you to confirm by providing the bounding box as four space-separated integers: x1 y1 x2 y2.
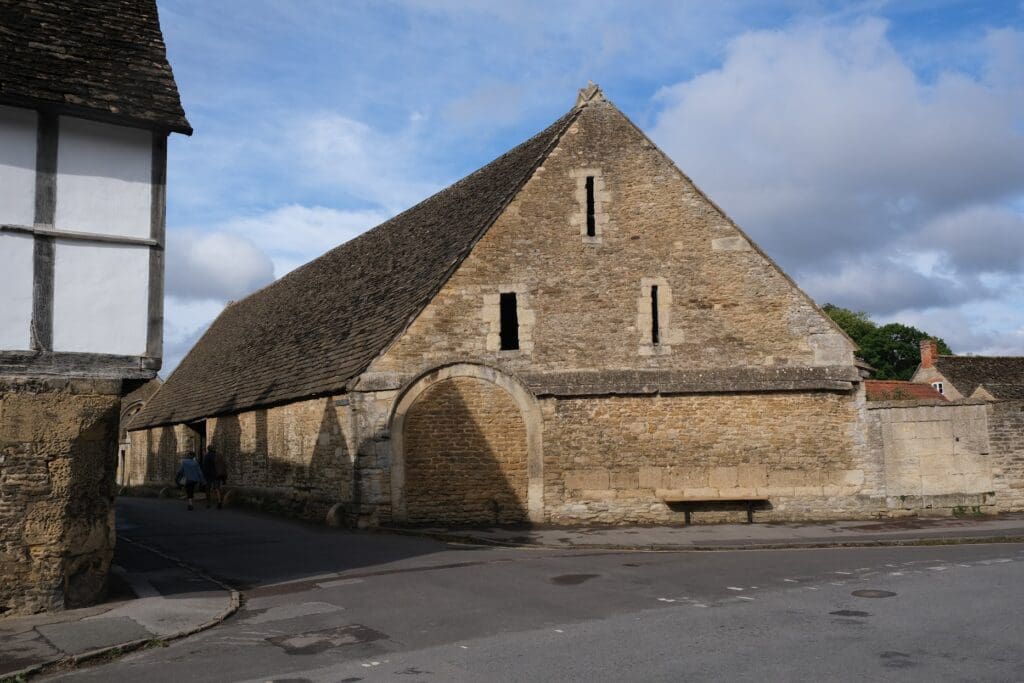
175 451 206 511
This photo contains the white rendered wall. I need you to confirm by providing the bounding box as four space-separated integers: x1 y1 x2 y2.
55 116 152 238
52 241 149 355
0 105 38 226
0 233 35 349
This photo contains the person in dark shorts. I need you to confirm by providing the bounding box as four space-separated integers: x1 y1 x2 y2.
201 445 226 509
175 451 206 511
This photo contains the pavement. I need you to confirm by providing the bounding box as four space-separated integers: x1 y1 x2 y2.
0 531 238 682
387 511 1024 550
2 499 1023 681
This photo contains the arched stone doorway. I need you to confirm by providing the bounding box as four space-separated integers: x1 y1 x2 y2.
389 364 543 525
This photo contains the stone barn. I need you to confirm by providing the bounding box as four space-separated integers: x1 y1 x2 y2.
129 85 912 527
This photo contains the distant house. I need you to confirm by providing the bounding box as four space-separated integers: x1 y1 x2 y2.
912 340 1024 400
0 0 189 614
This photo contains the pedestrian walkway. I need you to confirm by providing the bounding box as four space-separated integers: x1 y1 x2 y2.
388 512 1024 551
0 536 237 681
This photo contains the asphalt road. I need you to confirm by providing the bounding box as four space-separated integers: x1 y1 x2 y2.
52 498 1024 682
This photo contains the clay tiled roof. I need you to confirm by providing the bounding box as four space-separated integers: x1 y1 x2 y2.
0 0 190 133
131 109 579 429
865 380 946 402
933 356 1024 398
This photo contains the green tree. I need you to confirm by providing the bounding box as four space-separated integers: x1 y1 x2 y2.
861 323 953 380
822 304 953 380
821 304 876 346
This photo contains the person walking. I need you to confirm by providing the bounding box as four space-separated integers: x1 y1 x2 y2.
175 451 206 511
201 445 225 509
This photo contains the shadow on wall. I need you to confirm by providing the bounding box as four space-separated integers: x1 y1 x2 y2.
145 424 178 485
401 377 528 526
206 400 352 521
62 399 119 608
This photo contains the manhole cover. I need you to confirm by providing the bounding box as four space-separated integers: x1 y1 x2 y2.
830 609 871 617
851 589 896 598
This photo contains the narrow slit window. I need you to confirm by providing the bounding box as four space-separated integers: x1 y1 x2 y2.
650 286 660 345
499 292 519 351
585 176 596 237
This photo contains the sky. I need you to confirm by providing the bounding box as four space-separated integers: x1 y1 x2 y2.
157 0 1024 372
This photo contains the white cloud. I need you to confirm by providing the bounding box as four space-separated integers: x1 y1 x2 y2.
650 20 1024 271
213 204 391 277
292 112 439 209
800 254 982 315
649 19 1024 352
166 230 275 302
913 205 1024 275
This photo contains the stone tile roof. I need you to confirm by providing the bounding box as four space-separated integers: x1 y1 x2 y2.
130 109 579 429
973 383 1024 400
122 377 162 407
865 380 945 402
934 356 1024 398
0 0 190 133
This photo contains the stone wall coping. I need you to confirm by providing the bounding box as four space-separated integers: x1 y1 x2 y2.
866 397 989 410
355 365 860 396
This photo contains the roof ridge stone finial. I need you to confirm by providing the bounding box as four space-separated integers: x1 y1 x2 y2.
575 81 605 107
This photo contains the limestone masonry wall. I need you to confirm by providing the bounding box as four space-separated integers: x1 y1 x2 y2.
1 378 120 615
542 390 877 524
866 401 995 514
403 376 528 525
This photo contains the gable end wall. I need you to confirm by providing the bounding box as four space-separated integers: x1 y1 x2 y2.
369 100 855 379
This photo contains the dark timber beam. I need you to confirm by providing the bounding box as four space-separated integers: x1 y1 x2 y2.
0 351 159 380
31 112 58 351
147 131 167 362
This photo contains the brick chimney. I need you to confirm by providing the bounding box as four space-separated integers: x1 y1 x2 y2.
919 339 938 368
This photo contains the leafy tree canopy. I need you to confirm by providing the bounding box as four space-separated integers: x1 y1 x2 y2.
821 304 952 380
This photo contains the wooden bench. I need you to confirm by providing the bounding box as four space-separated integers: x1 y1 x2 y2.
656 492 768 524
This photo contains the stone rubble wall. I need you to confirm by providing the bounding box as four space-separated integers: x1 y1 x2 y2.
989 399 1024 511
0 378 120 615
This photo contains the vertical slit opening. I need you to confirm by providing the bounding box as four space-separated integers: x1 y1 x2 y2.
651 285 660 346
585 176 596 237
500 292 519 350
